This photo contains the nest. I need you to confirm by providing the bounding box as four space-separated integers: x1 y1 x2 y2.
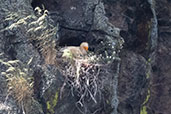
57 54 105 112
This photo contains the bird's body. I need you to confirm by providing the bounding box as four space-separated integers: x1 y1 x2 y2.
61 42 89 59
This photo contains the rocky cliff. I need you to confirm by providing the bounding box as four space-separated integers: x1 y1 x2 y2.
0 0 170 114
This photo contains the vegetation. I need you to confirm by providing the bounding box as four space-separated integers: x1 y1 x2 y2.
0 58 34 114
140 89 151 114
46 91 59 114
2 6 59 65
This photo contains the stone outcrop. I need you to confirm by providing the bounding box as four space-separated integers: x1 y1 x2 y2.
0 0 170 114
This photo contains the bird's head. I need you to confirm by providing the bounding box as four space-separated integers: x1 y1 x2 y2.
80 42 89 51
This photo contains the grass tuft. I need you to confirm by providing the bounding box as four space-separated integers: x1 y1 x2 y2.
0 59 33 113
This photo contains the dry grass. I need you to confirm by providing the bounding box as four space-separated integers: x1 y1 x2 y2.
36 27 58 65
42 45 57 65
1 7 59 66
0 59 33 111
6 74 33 105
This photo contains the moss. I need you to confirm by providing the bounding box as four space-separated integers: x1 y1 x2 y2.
46 91 59 114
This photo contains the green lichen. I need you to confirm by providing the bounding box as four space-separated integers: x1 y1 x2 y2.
46 91 59 114
106 99 109 104
146 71 150 79
140 90 150 114
141 106 148 114
146 58 151 79
147 58 151 63
143 90 150 105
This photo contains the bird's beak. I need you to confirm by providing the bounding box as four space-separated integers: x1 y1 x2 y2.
84 46 88 51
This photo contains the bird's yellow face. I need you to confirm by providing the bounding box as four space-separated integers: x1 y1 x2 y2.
83 46 88 51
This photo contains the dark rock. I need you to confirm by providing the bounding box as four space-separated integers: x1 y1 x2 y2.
118 51 148 114
148 1 171 114
0 0 170 114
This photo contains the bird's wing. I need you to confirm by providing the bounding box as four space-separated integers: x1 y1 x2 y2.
62 48 73 59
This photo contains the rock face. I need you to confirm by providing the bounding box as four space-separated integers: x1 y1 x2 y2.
118 51 148 114
0 0 121 114
148 0 171 114
103 0 171 114
0 0 170 114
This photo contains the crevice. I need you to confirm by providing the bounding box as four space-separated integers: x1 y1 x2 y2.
6 47 17 60
31 0 45 10
58 27 91 47
59 25 90 33
58 33 87 47
4 38 17 60
33 68 47 114
31 0 59 11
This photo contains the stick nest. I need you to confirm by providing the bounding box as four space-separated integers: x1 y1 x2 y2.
57 54 106 112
